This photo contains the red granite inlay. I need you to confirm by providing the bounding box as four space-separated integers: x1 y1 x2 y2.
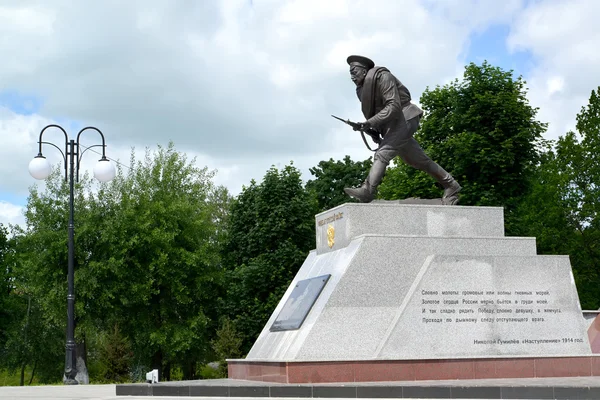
588 315 600 353
228 362 249 380
229 356 600 383
288 362 354 383
535 357 591 378
495 358 535 379
592 357 600 376
354 361 415 382
247 363 263 379
473 359 496 379
414 359 474 380
261 362 287 382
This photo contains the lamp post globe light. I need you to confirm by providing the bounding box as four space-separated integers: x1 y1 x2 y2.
28 124 116 385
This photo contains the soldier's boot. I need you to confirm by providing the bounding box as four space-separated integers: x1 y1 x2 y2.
440 174 462 205
425 163 461 205
344 159 387 203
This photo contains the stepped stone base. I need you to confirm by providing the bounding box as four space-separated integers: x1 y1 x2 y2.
315 202 505 255
229 202 593 385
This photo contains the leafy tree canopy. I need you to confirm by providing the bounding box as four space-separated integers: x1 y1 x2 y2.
306 155 372 212
379 61 548 213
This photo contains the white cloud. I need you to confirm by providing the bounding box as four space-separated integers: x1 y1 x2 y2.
507 0 600 139
0 0 480 197
1 0 596 208
0 5 54 34
547 76 566 96
0 107 54 200
0 201 25 228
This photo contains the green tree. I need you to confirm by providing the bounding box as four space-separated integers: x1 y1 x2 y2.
306 155 372 212
15 142 229 382
210 317 243 377
513 86 600 308
94 324 134 383
379 61 548 217
1 227 65 385
222 163 318 353
0 223 11 349
12 164 108 384
83 143 227 380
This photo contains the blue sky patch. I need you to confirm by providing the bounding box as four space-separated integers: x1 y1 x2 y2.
0 90 43 115
52 118 85 136
463 24 535 79
0 191 27 208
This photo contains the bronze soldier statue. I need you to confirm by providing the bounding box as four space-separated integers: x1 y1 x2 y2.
343 55 461 205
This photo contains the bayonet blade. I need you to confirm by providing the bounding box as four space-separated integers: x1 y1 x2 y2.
331 115 349 124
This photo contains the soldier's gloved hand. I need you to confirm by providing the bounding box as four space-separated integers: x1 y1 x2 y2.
353 121 371 131
366 131 381 144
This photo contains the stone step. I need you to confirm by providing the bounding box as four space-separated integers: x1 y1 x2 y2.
315 203 505 255
246 235 544 362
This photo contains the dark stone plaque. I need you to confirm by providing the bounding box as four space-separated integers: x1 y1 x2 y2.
270 274 331 332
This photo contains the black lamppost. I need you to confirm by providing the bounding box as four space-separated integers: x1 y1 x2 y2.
28 124 116 385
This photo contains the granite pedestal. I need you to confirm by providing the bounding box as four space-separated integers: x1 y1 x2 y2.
228 203 598 383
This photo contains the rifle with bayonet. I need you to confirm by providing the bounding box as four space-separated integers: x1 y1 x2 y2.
331 115 381 151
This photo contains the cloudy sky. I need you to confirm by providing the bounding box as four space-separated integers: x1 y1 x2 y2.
1 0 598 228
